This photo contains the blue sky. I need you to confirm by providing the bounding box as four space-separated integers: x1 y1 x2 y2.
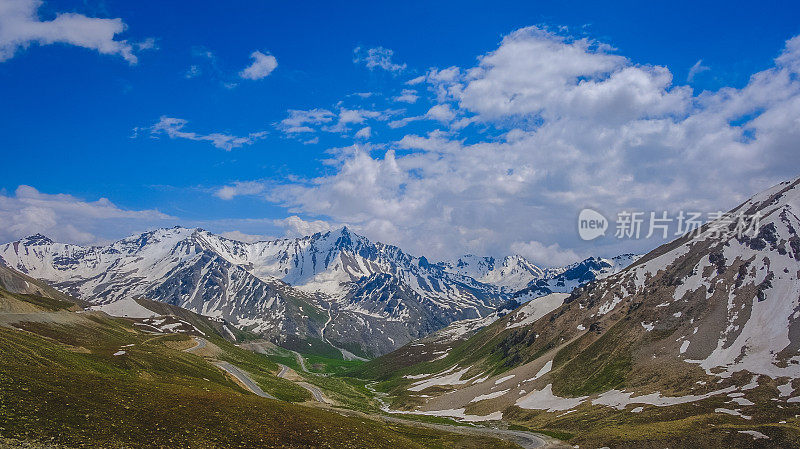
1 0 800 265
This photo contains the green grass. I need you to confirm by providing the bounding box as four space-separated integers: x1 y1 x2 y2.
304 353 365 375
385 413 475 428
551 320 633 397
3 290 75 311
0 315 521 449
507 424 574 441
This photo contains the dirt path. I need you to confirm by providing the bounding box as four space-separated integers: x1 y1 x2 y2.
182 337 274 399
291 350 309 372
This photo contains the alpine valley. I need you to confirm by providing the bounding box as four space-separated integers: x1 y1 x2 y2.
4 179 800 448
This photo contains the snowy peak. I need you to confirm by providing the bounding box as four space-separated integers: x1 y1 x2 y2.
442 254 545 291
0 225 511 356
0 223 641 357
22 233 55 246
441 253 640 294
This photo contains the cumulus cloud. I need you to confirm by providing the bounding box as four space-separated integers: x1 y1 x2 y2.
147 116 267 151
425 104 456 123
510 240 582 267
353 46 406 72
273 215 334 237
0 185 174 244
239 50 277 80
0 0 147 63
394 89 419 103
261 27 800 263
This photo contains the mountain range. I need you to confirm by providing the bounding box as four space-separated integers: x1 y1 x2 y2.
0 226 635 357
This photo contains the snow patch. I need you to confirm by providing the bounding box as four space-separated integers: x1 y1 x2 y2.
470 389 509 403
515 384 587 412
90 298 158 319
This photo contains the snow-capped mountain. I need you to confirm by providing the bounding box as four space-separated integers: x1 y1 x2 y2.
442 253 639 294
365 177 800 443
0 224 636 357
512 253 639 300
0 227 511 356
440 255 545 292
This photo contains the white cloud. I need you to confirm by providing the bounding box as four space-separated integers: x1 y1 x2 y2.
185 64 201 79
324 108 385 133
0 0 146 63
394 89 419 103
355 126 371 139
278 107 398 136
510 240 582 267
687 59 710 82
147 116 267 151
425 104 456 123
214 181 267 200
239 50 277 80
219 230 273 243
439 27 691 123
353 46 406 72
278 109 335 133
0 185 174 245
406 75 426 85
262 27 800 262
273 215 334 237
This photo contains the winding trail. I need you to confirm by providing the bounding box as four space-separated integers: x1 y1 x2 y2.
214 361 276 399
277 363 289 378
183 336 206 353
277 363 328 403
298 381 328 403
186 337 554 447
291 350 309 372
183 337 275 400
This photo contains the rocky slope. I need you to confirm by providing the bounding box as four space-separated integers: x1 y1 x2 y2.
356 177 800 448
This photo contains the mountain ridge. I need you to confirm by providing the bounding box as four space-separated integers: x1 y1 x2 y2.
0 225 636 357
350 176 800 447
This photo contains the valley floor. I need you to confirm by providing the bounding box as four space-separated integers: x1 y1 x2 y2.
0 289 534 449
